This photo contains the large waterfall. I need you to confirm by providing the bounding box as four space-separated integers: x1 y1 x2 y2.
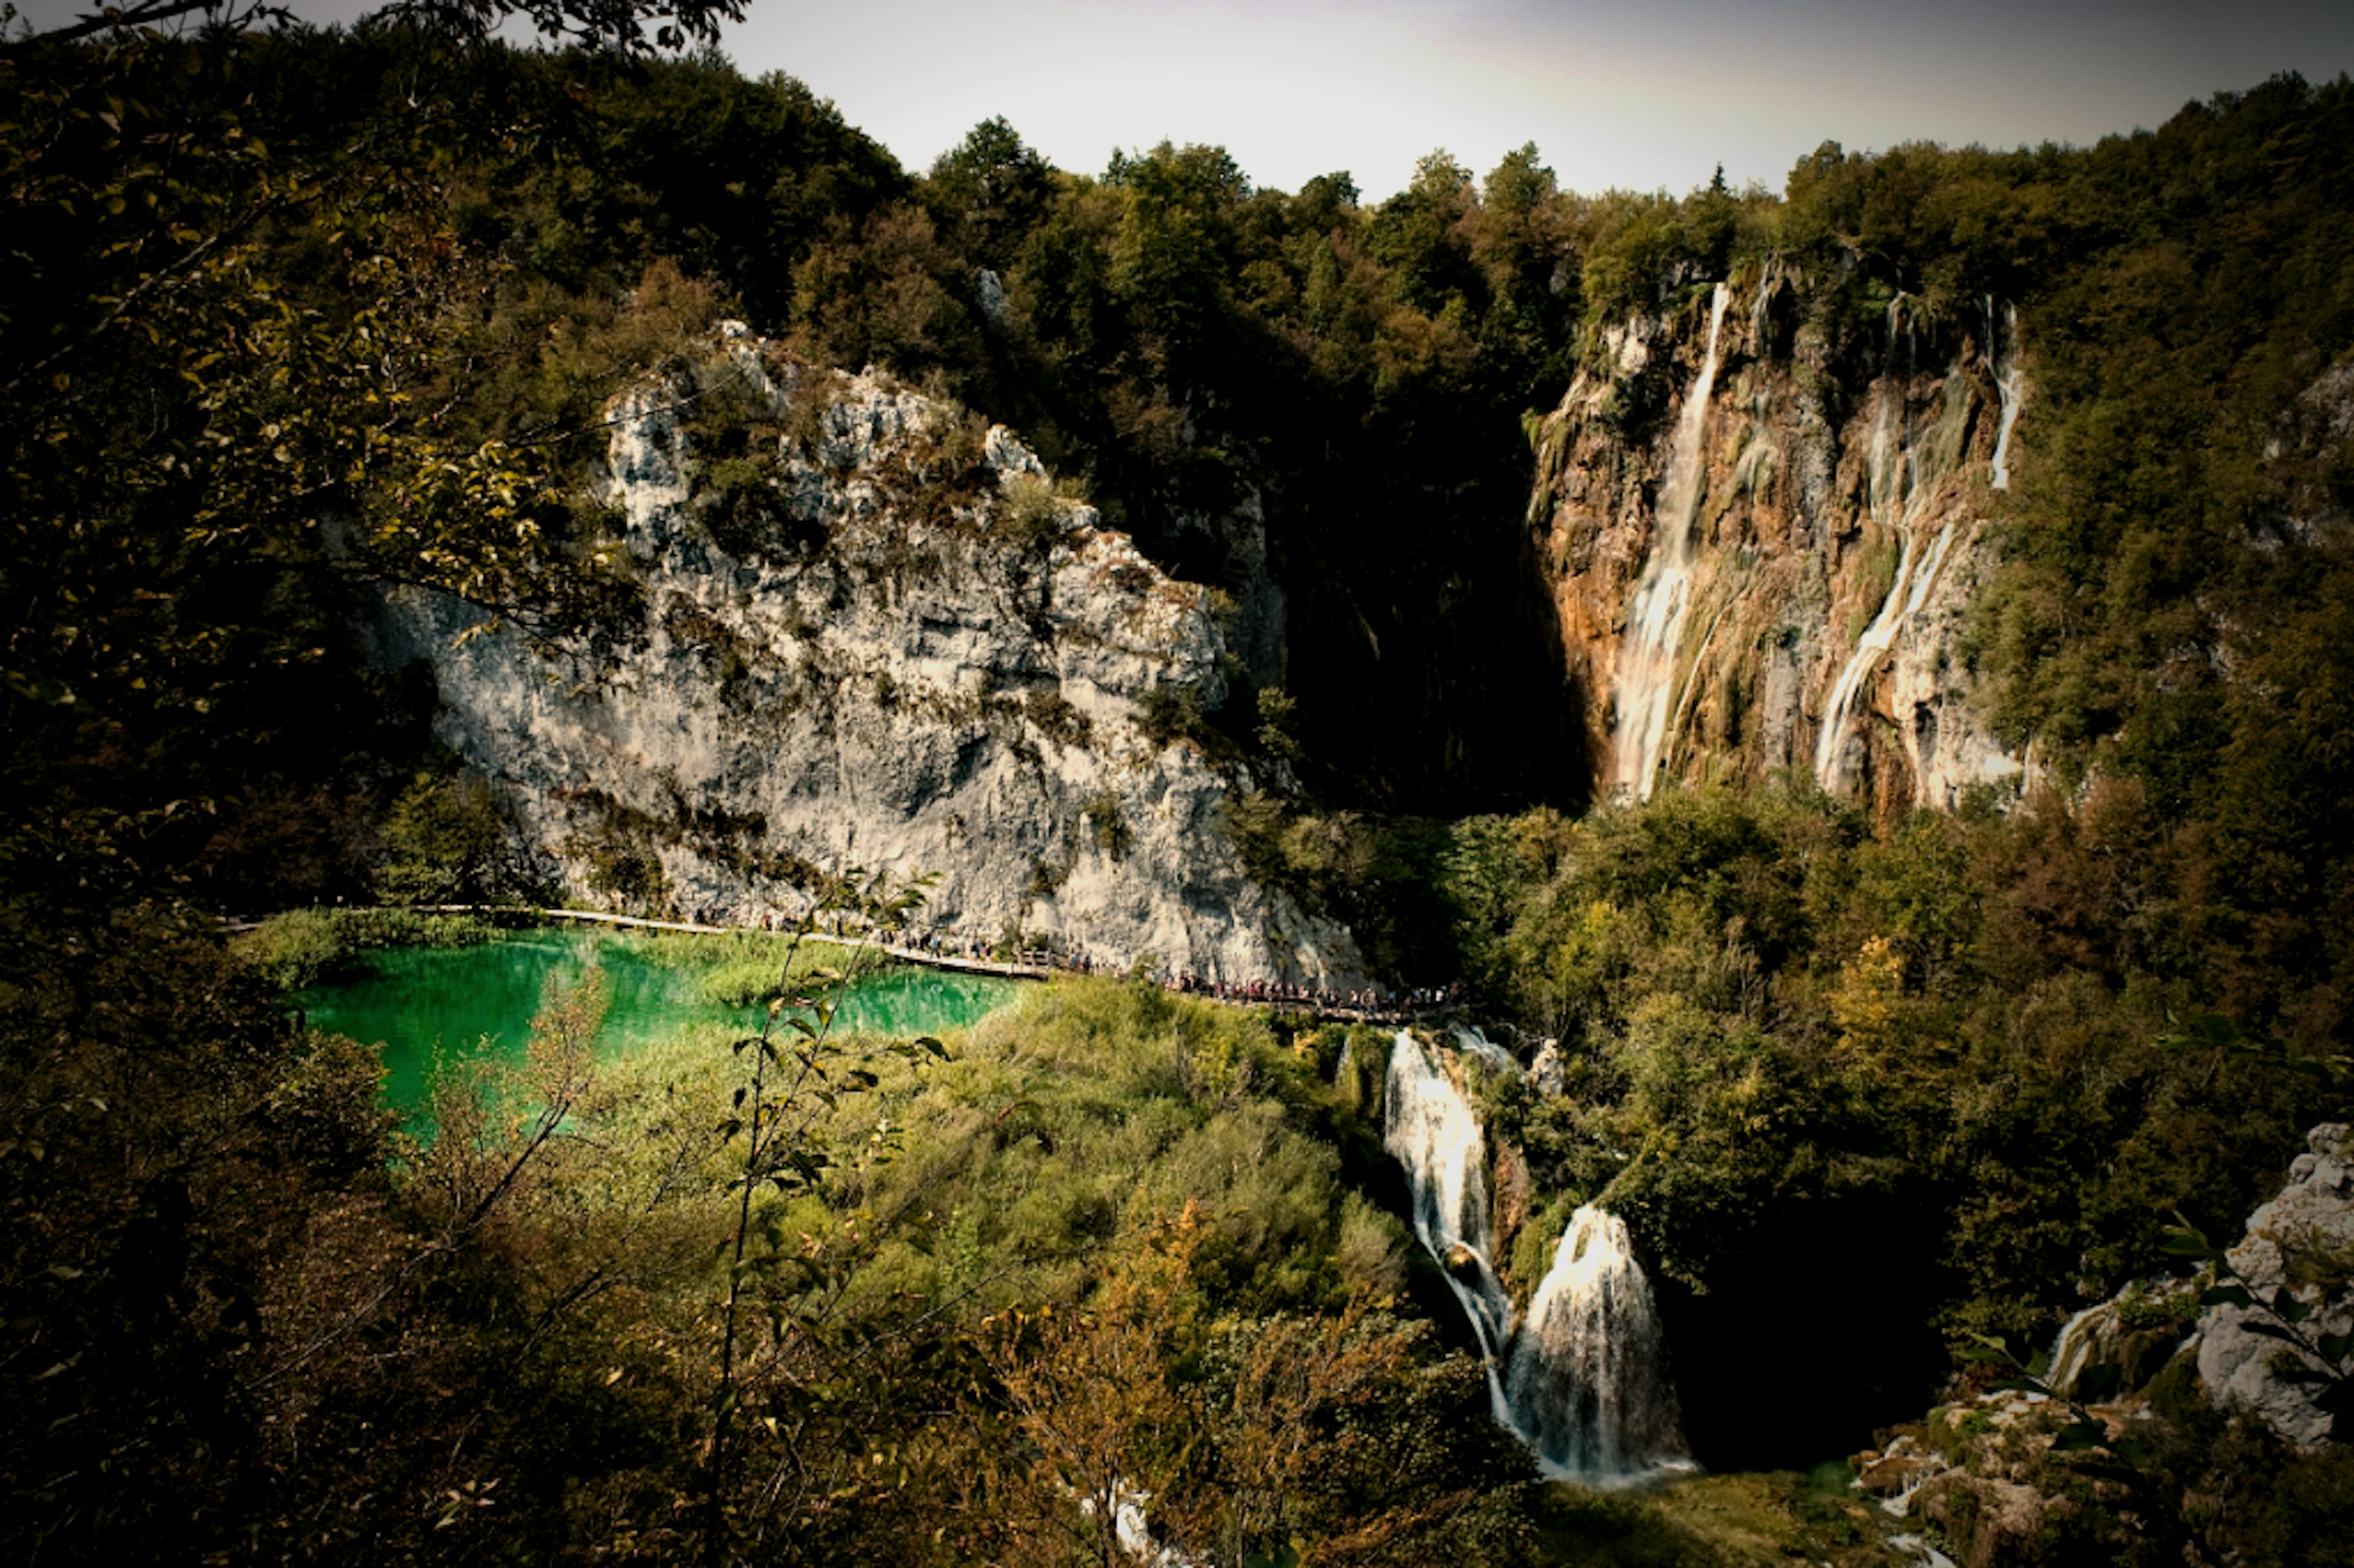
1610 283 1732 801
1813 357 1973 794
1987 297 2022 491
1384 1031 1692 1485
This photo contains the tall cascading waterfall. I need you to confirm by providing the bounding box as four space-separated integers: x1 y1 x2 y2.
1384 1031 1693 1485
1812 336 1975 794
1610 283 1732 801
1986 297 2023 490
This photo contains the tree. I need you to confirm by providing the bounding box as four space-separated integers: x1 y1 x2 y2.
925 115 1053 273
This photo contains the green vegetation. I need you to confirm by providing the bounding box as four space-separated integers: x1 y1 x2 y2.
234 904 499 989
1430 777 2344 1464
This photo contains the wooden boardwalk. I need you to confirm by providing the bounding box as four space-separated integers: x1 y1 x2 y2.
231 904 1452 1027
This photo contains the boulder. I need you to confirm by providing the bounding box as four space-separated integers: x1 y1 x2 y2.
2197 1122 2354 1446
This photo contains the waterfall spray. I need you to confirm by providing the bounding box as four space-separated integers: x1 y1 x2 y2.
1610 283 1732 801
1505 1207 1694 1483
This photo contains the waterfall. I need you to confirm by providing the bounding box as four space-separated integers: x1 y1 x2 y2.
2046 1303 2106 1398
1384 1029 1516 1424
1452 1024 1519 1077
1504 1206 1693 1484
1384 1031 1692 1486
1812 367 1971 794
1610 283 1732 801
1987 298 2023 490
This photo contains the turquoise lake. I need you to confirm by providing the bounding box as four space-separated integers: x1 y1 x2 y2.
297 928 1019 1125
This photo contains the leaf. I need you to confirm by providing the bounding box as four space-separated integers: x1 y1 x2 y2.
2202 1285 2255 1308
2241 1320 2309 1348
2051 1421 2103 1452
2280 1296 2316 1325
2319 1333 2353 1366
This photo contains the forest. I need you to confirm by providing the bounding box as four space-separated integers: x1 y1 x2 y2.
3 2 2353 1564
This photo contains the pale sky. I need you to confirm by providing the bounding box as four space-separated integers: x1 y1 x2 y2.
17 0 2354 198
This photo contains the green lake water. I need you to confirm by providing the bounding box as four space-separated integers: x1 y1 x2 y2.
297 929 1018 1125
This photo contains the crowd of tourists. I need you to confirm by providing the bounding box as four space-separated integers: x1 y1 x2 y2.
712 908 1460 1023
870 924 1460 1022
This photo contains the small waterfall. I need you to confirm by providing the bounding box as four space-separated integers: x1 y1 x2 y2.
1986 297 2023 490
1452 1024 1519 1077
1385 1032 1691 1486
2046 1303 2106 1398
1610 283 1732 801
1504 1206 1693 1484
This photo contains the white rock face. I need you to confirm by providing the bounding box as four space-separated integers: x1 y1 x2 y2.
2198 1122 2354 1446
377 341 1363 986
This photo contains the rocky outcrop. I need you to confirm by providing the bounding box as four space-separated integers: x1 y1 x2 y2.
1851 1391 2162 1568
377 330 1362 986
2198 1121 2354 1446
1526 270 2027 809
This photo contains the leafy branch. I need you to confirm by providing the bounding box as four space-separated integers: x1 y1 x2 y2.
701 868 942 1563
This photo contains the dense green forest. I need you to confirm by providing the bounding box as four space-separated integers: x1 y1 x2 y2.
4 6 2354 1564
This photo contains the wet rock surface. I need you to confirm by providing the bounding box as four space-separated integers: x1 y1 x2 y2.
1525 278 2027 807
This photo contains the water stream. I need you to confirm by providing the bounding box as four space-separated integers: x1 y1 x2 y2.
1384 1030 1693 1485
1611 283 1732 801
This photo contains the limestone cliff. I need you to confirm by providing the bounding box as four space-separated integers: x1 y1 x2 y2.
378 328 1362 986
1527 268 2029 811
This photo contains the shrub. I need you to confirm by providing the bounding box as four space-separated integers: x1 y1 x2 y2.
1137 684 1210 748
232 908 344 992
996 471 1067 547
1083 791 1130 859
